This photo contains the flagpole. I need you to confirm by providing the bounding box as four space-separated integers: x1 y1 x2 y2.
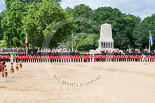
26 45 28 55
149 30 151 52
72 31 73 52
26 33 28 55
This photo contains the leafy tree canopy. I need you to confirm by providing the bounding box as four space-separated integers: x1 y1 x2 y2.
22 0 73 48
2 0 73 48
143 15 155 26
132 23 155 49
0 11 5 40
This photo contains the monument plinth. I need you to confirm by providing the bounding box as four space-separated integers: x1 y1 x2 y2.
97 23 114 52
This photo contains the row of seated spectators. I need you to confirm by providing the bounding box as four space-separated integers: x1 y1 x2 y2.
21 51 80 56
1 48 25 52
25 48 155 56
101 50 155 55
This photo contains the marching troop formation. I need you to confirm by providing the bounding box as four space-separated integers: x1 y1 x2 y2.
0 60 22 82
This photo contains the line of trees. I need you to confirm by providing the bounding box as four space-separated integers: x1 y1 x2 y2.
1 0 73 48
65 4 155 50
0 1 155 50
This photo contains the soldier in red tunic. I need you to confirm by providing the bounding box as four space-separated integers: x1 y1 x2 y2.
135 55 138 62
38 56 41 62
27 56 29 62
30 56 32 62
68 55 70 62
1 61 5 78
153 55 155 62
47 56 50 62
26 56 28 62
75 55 77 62
56 56 58 62
50 56 53 63
15 56 18 63
58 56 60 62
37 56 39 62
24 56 26 62
73 55 75 62
113 55 116 62
98 55 101 62
61 56 63 62
71 55 73 62
32 56 34 62
31 56 34 62
29 56 31 62
53 56 56 62
117 55 120 62
34 56 37 62
77 55 80 62
13 56 15 62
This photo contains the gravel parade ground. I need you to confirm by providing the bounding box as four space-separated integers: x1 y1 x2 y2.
0 62 155 103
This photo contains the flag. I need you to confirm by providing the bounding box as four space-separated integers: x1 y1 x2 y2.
25 33 28 46
150 34 154 46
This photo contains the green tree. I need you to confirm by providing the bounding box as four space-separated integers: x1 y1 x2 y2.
65 7 73 16
66 41 72 49
3 0 72 48
1 0 28 47
22 0 73 48
0 11 5 40
143 15 155 26
90 7 122 28
132 23 155 49
65 6 141 50
75 33 99 51
90 7 125 48
112 14 140 49
5 0 61 9
66 4 92 33
71 4 92 17
90 7 140 49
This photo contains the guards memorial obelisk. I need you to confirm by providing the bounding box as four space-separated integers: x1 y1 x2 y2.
96 23 114 52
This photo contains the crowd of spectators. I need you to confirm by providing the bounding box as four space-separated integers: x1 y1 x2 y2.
2 47 155 56
1 48 25 53
29 49 80 56
101 49 155 55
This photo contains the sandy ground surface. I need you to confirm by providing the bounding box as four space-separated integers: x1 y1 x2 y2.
0 62 155 103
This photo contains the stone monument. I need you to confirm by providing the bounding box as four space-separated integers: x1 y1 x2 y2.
90 23 114 54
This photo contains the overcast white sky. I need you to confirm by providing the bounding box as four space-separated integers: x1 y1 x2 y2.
0 0 5 13
0 0 155 19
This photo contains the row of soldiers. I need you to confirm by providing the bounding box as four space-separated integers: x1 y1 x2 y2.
10 54 155 63
0 61 22 82
0 55 10 62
